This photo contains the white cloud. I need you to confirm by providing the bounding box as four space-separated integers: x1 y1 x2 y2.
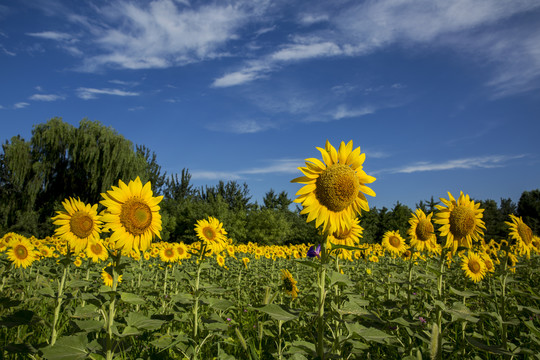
77 87 140 99
298 13 329 26
207 119 277 134
191 170 241 181
14 102 30 109
0 44 15 56
331 105 375 120
27 31 73 41
383 154 527 174
29 94 65 101
270 41 342 62
211 68 264 87
191 158 302 181
80 0 252 71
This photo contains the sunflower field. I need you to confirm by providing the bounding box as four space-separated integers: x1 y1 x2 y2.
1 140 540 360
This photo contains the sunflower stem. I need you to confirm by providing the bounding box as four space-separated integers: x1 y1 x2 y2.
316 241 328 360
435 248 447 360
105 252 121 360
193 242 207 342
50 259 69 346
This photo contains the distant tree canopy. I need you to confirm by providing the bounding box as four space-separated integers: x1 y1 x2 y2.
1 118 539 245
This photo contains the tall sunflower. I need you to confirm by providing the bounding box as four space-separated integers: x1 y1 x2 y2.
194 216 227 254
408 209 437 253
382 230 409 256
86 239 109 263
52 198 102 253
281 269 299 299
7 237 38 268
505 214 534 257
461 252 486 283
100 177 163 254
291 140 376 234
434 192 485 254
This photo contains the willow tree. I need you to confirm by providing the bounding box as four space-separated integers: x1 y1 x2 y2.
0 117 163 237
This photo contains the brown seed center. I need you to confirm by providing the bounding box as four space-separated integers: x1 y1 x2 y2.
517 222 533 245
468 260 481 274
70 211 94 239
203 227 216 241
449 205 476 239
415 219 434 241
15 244 28 260
389 236 401 248
315 164 359 212
120 198 152 236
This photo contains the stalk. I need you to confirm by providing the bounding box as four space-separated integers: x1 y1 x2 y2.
50 263 69 346
316 241 328 360
193 242 207 341
434 249 447 360
105 253 121 360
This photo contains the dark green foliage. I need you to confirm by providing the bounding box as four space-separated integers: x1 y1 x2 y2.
517 189 540 235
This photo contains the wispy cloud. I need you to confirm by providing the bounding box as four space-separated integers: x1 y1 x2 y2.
191 158 302 181
191 170 241 181
27 31 73 41
77 87 140 100
331 105 375 120
29 94 65 101
13 102 30 109
0 44 15 56
206 119 277 134
379 154 527 174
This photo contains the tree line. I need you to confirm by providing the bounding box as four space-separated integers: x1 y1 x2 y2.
1 118 539 245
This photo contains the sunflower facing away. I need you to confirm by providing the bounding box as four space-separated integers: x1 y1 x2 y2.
434 192 485 254
281 269 299 299
52 197 102 254
7 237 38 268
100 177 163 254
408 209 437 253
195 216 228 254
505 214 534 257
102 266 123 287
382 230 409 256
461 252 487 283
327 217 363 248
292 140 376 234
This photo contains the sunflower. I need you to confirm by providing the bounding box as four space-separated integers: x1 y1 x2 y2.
100 177 163 255
102 267 123 287
434 192 486 254
291 140 376 234
159 244 178 263
481 253 495 274
408 209 437 253
176 242 188 260
52 198 102 254
216 254 226 268
327 217 363 248
242 257 250 269
281 269 299 299
73 257 83 267
86 239 109 263
505 215 534 258
194 216 227 254
382 230 409 256
7 237 38 268
461 252 486 283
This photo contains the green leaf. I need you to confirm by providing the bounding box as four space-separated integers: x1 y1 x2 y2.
252 304 300 322
126 312 165 331
120 292 146 305
449 287 478 298
41 334 88 360
73 319 104 332
329 271 353 287
207 297 235 311
71 304 99 319
346 323 394 344
0 310 40 328
67 280 91 289
466 337 513 356
119 325 141 337
294 259 320 270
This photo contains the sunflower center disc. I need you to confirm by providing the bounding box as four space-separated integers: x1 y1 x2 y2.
449 205 476 239
120 198 153 236
468 260 481 274
91 243 103 255
389 236 401 248
416 219 434 241
315 164 360 212
517 223 533 245
165 249 174 258
15 245 28 259
333 228 352 240
203 227 216 241
69 212 94 239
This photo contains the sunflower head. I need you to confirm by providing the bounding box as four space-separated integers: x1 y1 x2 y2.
100 177 163 255
52 197 102 254
194 216 227 254
461 252 487 283
160 244 177 263
292 140 376 234
281 269 299 299
408 209 437 253
7 237 38 268
435 192 485 254
382 230 409 256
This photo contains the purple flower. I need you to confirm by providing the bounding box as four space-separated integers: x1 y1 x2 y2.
227 318 232 322
419 316 426 324
307 244 322 258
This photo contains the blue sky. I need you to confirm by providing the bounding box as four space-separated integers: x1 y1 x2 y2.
1 0 539 210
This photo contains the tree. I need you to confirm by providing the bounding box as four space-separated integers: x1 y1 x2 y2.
517 189 540 235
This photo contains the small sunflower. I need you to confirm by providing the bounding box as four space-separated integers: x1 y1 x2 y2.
194 216 227 254
505 215 534 257
159 244 178 263
461 252 486 283
382 230 409 256
52 198 102 253
176 242 188 260
216 254 226 268
408 209 437 253
100 177 163 254
86 239 109 263
435 192 486 254
327 217 363 248
292 140 376 234
242 257 250 269
102 267 123 287
7 237 38 268
281 269 299 299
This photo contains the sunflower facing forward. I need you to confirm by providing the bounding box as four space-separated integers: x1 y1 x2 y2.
52 198 102 253
292 140 376 234
434 192 485 254
195 216 228 254
461 252 486 283
7 236 38 268
408 209 437 253
382 230 409 256
505 214 534 257
100 177 163 254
